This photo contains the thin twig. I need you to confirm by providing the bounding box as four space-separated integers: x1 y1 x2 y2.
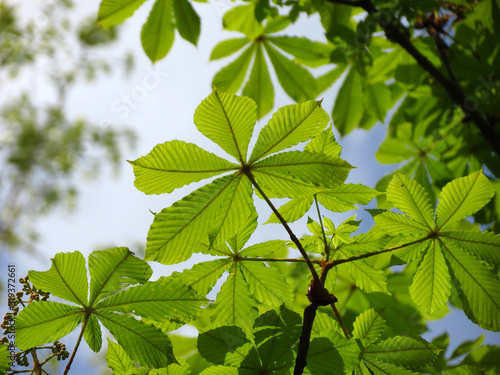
314 195 330 260
63 316 87 375
241 257 321 263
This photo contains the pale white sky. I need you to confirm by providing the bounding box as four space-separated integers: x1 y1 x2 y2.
1 0 498 373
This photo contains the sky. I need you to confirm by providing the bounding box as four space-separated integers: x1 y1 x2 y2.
1 0 499 373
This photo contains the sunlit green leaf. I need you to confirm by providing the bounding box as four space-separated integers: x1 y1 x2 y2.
107 339 135 375
352 308 386 346
88 247 152 304
243 43 274 118
410 241 451 316
141 0 175 63
210 38 250 60
29 251 88 306
16 302 82 350
249 99 329 162
194 88 256 162
97 0 148 28
436 170 495 230
332 65 364 135
213 44 256 94
263 42 318 102
84 314 103 352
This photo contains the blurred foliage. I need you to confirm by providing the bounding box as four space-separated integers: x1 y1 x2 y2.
0 0 136 252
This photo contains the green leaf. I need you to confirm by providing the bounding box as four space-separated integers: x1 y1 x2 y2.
266 196 314 223
364 358 418 374
82 314 102 353
130 140 237 194
307 330 362 374
364 336 440 369
386 172 434 230
410 241 451 316
440 230 500 272
199 366 239 375
267 36 331 64
239 239 288 257
171 258 231 296
249 99 329 162
29 251 89 306
242 43 274 119
436 170 495 230
96 277 206 323
376 138 418 164
332 65 364 136
337 250 389 294
141 0 175 63
305 127 342 159
374 211 429 236
263 42 317 102
0 345 11 374
441 239 500 331
97 0 148 28
364 81 391 123
315 65 348 94
253 150 352 189
450 335 484 360
145 174 251 264
194 88 256 163
88 247 152 304
198 326 251 366
15 301 82 350
173 0 200 45
240 262 294 307
97 310 176 368
107 339 135 375
353 308 386 346
211 270 259 339
318 183 380 212
210 38 250 60
213 44 256 94
462 345 500 373
223 4 263 39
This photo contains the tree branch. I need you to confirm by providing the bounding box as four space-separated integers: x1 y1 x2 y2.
243 169 321 284
325 0 500 157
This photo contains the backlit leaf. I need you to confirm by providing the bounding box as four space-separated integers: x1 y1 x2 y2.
210 38 250 60
353 308 386 346
97 0 148 28
141 0 175 63
194 88 256 162
436 170 495 230
212 44 255 94
173 0 200 45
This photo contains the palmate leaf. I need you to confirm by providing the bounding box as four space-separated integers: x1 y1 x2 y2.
240 262 294 308
141 0 175 63
374 210 429 236
441 239 500 331
96 310 177 368
213 45 256 94
307 329 362 375
211 271 259 339
242 42 274 119
172 0 200 46
16 302 82 350
266 36 331 66
97 0 148 28
131 140 238 195
409 241 451 316
194 88 256 163
17 249 206 369
386 172 434 230
352 308 386 346
95 277 207 323
89 247 153 303
145 174 254 264
249 99 329 162
364 336 440 370
305 127 342 159
210 38 250 60
263 42 318 103
107 339 135 374
253 151 352 189
436 170 495 230
29 251 89 306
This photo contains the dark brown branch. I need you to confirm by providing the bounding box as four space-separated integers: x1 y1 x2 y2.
325 0 500 158
294 304 318 375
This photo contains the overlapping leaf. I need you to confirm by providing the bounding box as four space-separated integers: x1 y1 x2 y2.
132 89 352 266
16 249 206 368
372 171 500 329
